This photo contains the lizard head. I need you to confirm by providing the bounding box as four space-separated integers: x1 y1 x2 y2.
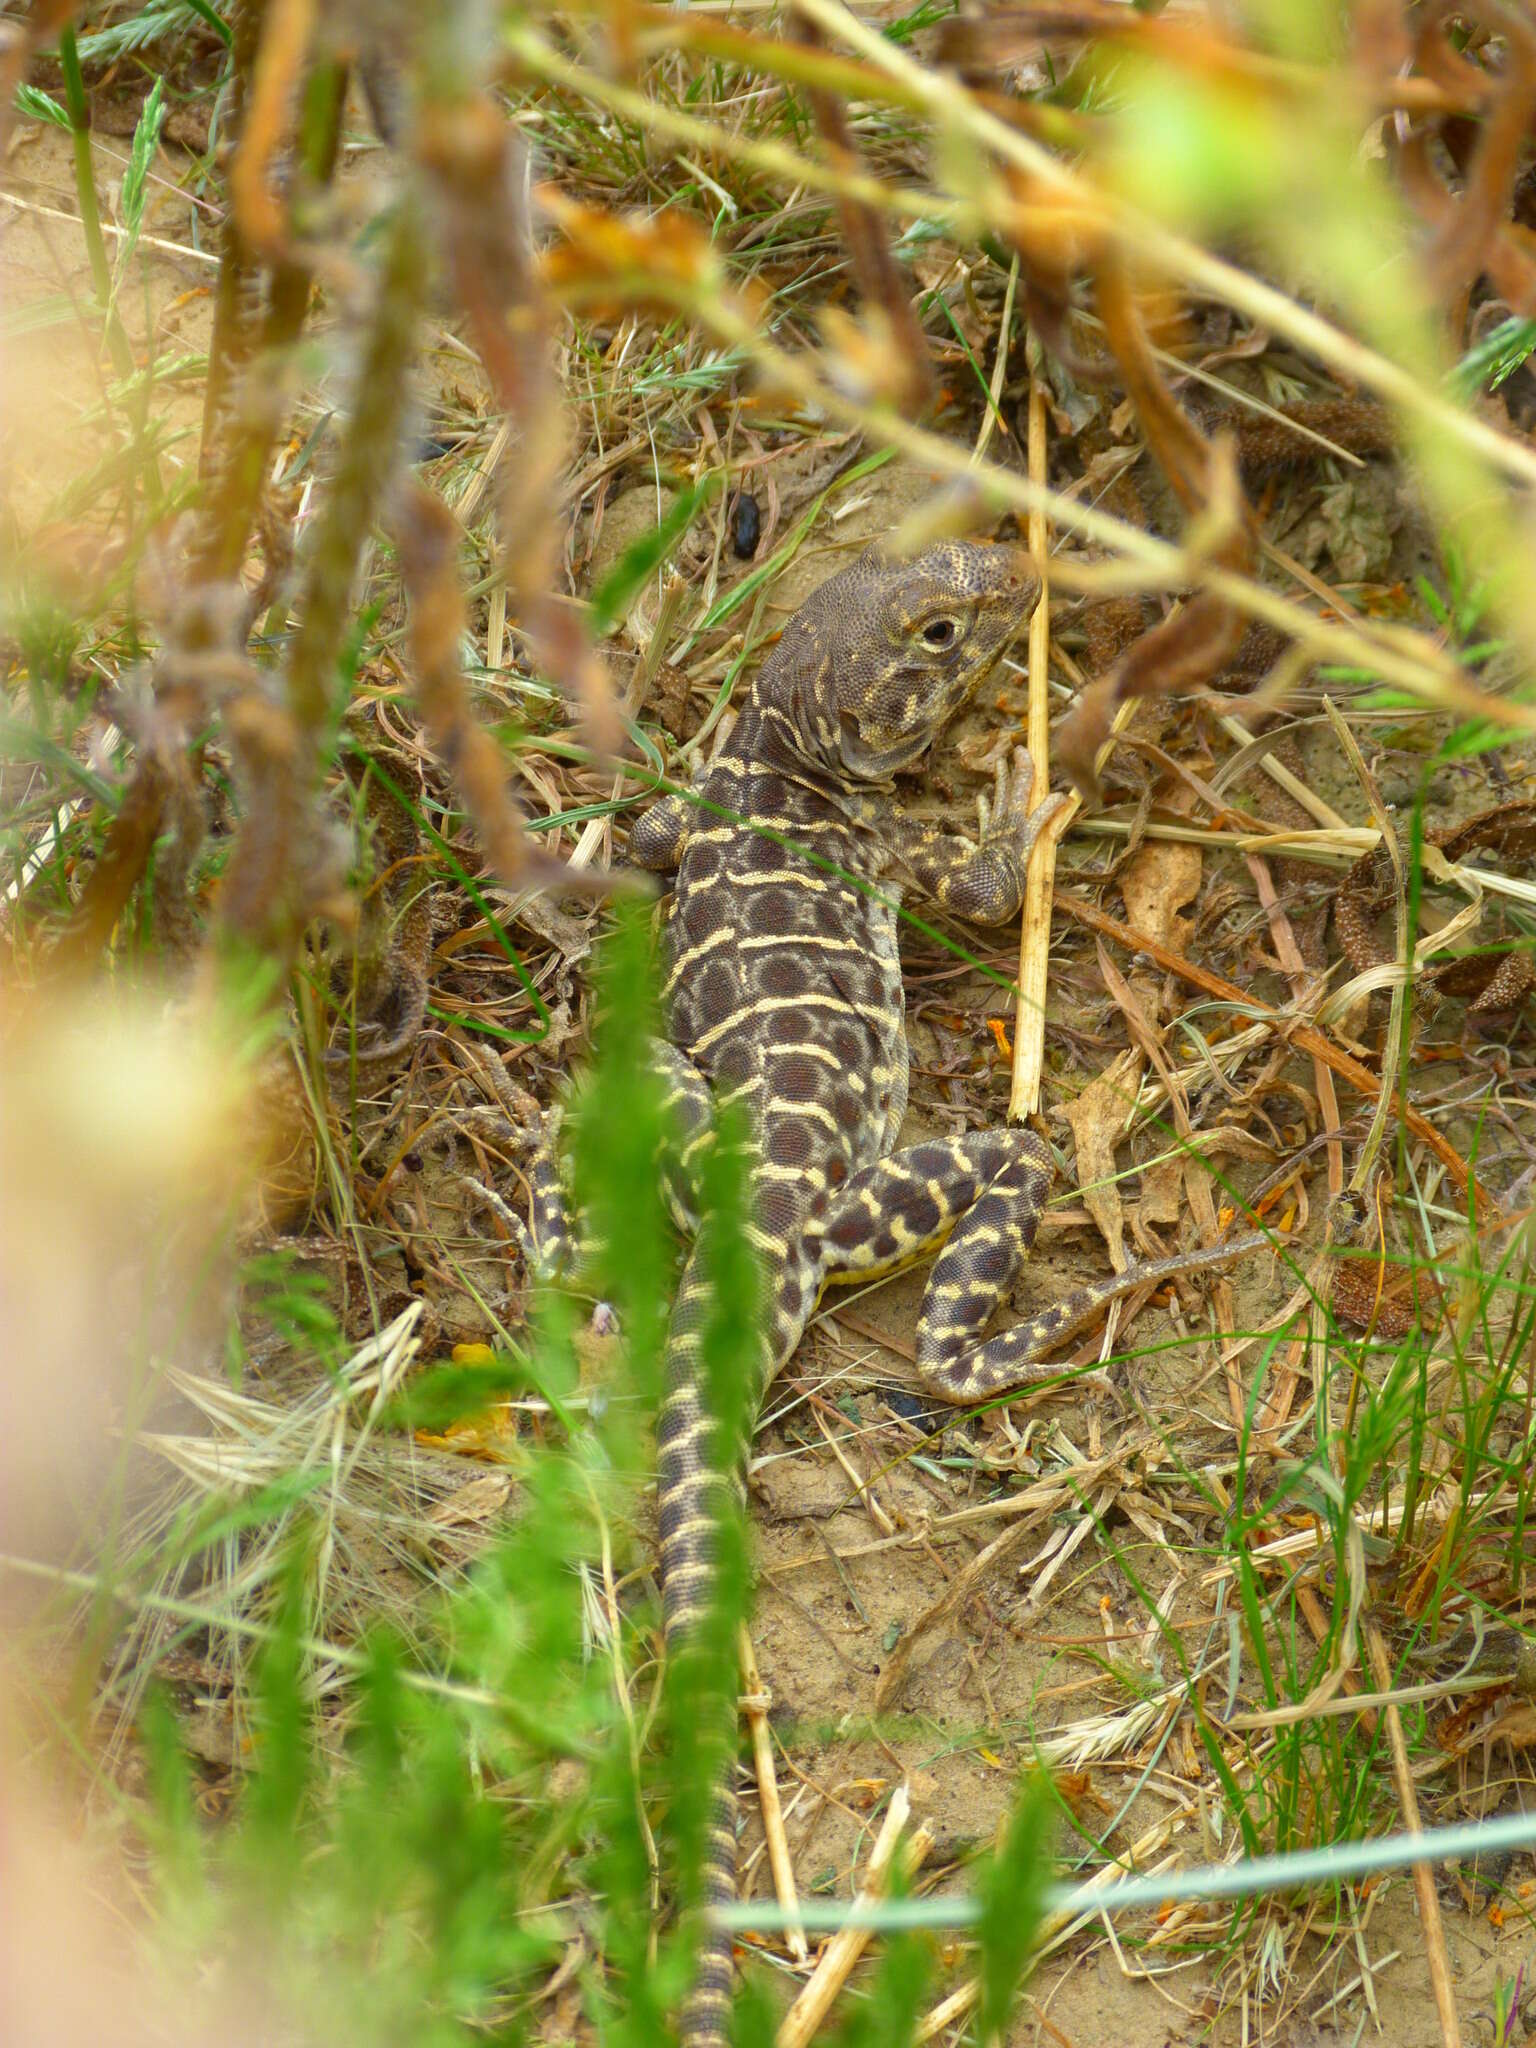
759 541 1039 782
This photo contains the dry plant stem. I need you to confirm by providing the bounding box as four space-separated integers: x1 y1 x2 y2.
417 92 620 757
391 480 591 894
1365 1621 1461 2048
1010 345 1058 1120
814 1402 895 1537
1053 891 1490 1216
197 0 265 490
914 1980 980 2043
774 1784 930 2048
737 1626 807 1966
219 194 425 957
229 0 314 258
784 0 1536 497
973 253 1017 464
788 8 934 413
1323 698 1408 1205
197 47 345 585
1243 855 1344 1204
47 745 172 976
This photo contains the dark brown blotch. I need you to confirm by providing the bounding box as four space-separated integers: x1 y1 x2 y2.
767 1118 813 1169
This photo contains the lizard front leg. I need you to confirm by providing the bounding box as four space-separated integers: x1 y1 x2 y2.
884 746 1064 923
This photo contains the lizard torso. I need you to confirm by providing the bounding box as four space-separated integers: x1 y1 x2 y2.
660 720 909 1355
636 541 1047 1389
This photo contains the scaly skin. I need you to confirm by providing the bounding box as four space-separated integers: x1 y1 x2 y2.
544 541 1263 2042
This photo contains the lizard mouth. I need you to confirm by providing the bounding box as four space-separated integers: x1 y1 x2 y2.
837 715 937 781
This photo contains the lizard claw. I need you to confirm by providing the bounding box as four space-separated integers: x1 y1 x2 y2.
983 747 1065 869
979 746 1029 841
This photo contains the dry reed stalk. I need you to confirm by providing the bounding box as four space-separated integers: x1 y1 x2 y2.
737 1626 807 1966
1366 1620 1462 2048
391 480 607 896
1009 341 1063 1122
774 1783 931 2048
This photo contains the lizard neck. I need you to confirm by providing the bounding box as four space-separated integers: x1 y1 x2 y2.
731 696 889 819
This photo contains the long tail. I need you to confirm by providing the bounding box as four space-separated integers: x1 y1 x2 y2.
659 1224 815 2046
656 1240 743 2048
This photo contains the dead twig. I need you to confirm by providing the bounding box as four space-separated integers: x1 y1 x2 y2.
774 1783 931 2048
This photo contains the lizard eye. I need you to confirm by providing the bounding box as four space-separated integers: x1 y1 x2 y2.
922 618 959 648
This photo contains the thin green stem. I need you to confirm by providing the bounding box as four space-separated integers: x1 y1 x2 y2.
57 26 136 382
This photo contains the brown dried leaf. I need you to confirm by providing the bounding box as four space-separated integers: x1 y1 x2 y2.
1119 836 1203 956
1063 1049 1141 1269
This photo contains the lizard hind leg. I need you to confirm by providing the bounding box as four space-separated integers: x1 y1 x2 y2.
918 1220 1270 1404
799 1128 1052 1343
808 1127 1262 1406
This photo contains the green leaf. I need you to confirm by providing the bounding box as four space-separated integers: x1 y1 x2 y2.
13 81 69 128
589 470 721 637
0 292 76 340
183 0 234 45
78 0 231 62
1437 717 1526 762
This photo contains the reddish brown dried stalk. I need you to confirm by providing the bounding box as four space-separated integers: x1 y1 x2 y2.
390 480 603 896
1049 252 1257 793
415 91 622 757
939 3 1479 117
196 0 266 497
1398 3 1536 317
47 737 177 978
194 13 345 589
228 0 314 261
788 7 936 413
218 193 426 963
